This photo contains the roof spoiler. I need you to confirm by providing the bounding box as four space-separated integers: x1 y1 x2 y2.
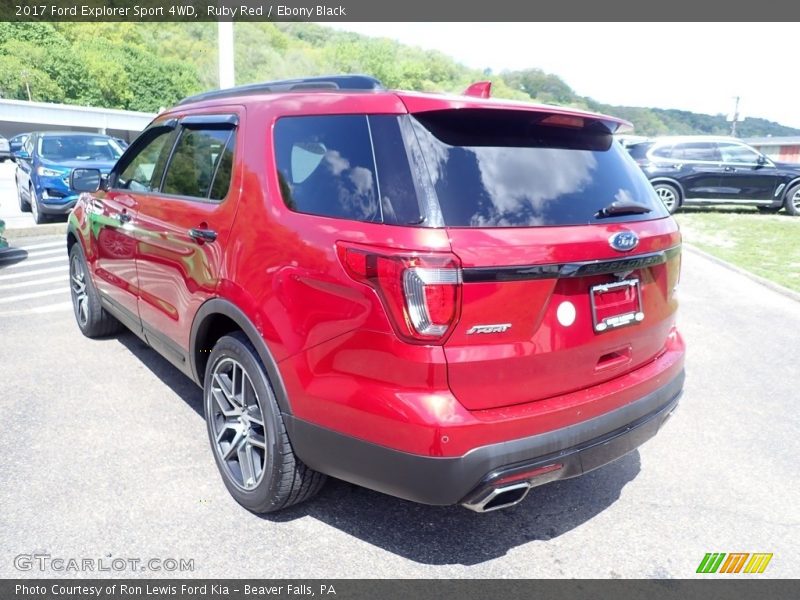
463 81 492 99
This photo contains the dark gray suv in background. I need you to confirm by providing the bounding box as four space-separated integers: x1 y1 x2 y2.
627 136 800 216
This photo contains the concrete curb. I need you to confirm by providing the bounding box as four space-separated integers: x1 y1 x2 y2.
684 243 800 304
4 222 67 239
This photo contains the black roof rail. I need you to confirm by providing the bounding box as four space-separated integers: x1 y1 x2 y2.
177 75 384 106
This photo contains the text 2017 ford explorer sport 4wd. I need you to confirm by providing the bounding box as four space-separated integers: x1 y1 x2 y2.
67 75 684 513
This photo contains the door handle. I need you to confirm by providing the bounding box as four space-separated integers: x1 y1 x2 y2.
189 228 217 243
724 166 736 172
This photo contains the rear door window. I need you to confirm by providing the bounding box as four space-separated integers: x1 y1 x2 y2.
409 109 668 228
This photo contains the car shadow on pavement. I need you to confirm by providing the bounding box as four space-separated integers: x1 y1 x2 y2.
115 329 640 566
263 453 640 566
117 331 204 417
0 247 28 268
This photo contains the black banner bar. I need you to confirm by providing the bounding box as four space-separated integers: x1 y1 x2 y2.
2 0 800 21
2 580 800 600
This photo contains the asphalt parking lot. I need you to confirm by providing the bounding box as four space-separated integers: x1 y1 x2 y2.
0 164 798 578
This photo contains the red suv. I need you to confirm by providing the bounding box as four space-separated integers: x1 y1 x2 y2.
67 75 684 513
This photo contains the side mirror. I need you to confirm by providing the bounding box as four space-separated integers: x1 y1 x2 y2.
757 154 768 166
12 149 30 161
71 168 102 193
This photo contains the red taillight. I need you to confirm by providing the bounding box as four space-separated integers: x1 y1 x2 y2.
338 244 462 343
540 114 584 128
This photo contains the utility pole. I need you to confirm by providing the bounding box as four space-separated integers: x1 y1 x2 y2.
730 96 740 137
21 70 32 101
218 22 235 89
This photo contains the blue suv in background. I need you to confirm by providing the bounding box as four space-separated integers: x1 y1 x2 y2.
15 132 123 223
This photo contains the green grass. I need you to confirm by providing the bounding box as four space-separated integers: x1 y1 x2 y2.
675 207 800 293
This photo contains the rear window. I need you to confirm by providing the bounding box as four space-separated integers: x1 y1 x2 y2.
410 110 668 227
627 142 654 160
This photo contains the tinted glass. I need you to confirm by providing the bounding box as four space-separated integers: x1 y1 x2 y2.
672 142 721 162
718 142 761 164
650 144 673 159
369 116 425 225
410 110 668 227
274 115 380 222
163 128 235 200
117 129 175 192
627 142 655 159
38 135 123 162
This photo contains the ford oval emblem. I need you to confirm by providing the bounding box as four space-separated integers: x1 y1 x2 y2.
609 231 639 252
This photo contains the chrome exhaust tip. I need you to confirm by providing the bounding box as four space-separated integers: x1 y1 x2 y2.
461 482 531 513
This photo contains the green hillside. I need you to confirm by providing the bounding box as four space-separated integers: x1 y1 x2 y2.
1 21 797 138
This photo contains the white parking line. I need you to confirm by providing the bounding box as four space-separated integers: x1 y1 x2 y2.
0 266 68 282
15 241 66 251
0 247 66 260
0 301 72 317
1 255 68 269
0 275 67 290
0 287 69 304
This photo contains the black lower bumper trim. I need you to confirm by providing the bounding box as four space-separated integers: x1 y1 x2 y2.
40 199 77 215
285 370 684 506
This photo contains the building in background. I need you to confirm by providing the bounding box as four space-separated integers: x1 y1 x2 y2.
0 99 154 143
744 136 800 164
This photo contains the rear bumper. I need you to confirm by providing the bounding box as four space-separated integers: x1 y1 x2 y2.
286 369 683 506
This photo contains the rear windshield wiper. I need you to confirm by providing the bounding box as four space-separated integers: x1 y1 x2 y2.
595 200 652 218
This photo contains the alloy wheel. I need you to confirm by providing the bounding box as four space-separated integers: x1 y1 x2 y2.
208 358 267 491
70 253 89 327
792 188 800 212
655 186 677 211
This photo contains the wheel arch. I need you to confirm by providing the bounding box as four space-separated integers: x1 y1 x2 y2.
66 222 79 252
781 177 800 201
190 298 293 415
649 178 685 202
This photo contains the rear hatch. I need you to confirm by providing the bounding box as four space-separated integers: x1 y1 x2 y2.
406 108 680 411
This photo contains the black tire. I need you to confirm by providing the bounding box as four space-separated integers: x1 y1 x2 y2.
17 174 30 212
29 185 47 224
653 183 681 214
784 183 800 217
69 243 123 338
756 205 781 214
204 332 326 513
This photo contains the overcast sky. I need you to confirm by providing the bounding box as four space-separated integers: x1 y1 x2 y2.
323 23 800 129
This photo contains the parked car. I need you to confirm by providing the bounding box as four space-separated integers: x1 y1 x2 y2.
14 132 124 223
627 136 800 215
67 75 685 513
9 133 30 156
0 135 10 162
